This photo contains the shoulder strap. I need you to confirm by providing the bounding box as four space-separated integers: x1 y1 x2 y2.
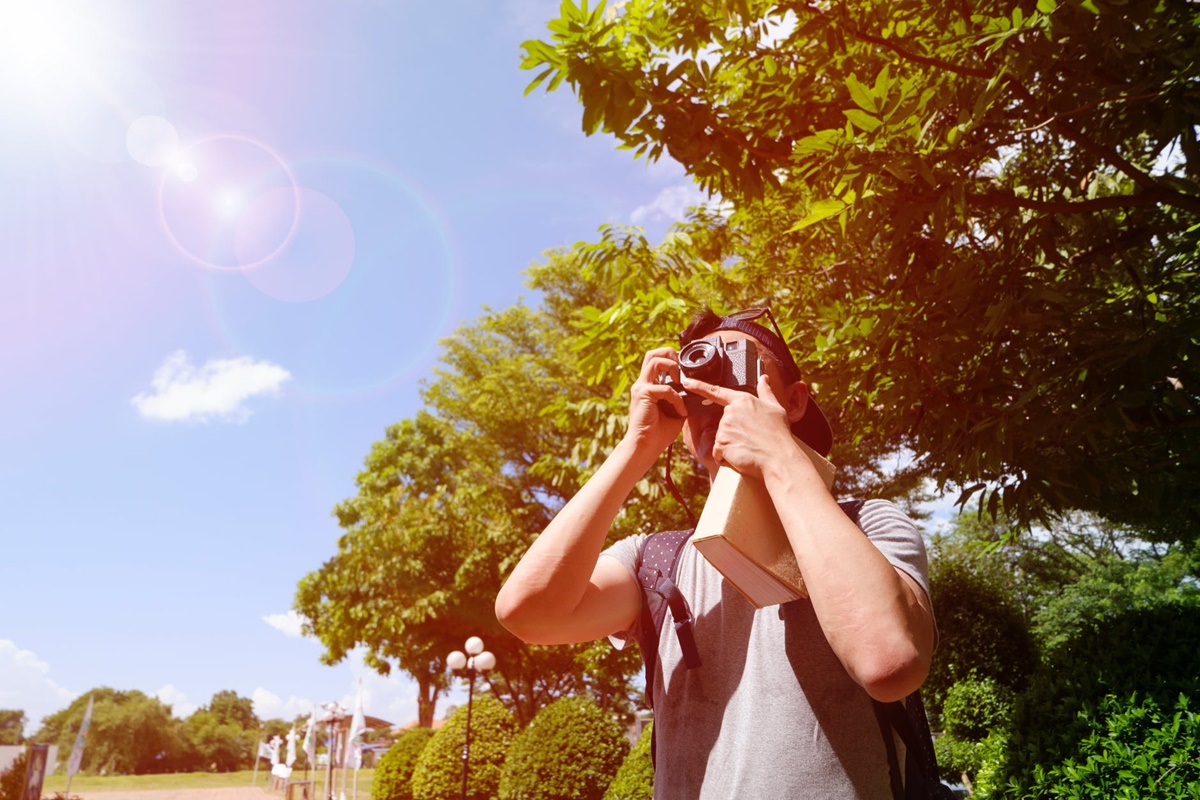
635 528 700 713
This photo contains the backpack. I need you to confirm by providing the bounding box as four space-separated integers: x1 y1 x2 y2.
634 500 956 800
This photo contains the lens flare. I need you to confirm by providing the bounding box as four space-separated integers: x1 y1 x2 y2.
158 134 300 271
126 116 179 167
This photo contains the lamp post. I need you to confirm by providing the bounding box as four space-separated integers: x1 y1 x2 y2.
447 636 496 800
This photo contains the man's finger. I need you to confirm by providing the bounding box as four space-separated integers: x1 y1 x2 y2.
757 373 783 407
680 376 733 406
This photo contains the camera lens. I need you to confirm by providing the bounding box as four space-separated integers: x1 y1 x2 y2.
679 339 721 382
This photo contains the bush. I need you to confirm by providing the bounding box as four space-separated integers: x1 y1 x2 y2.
0 750 28 800
411 696 515 800
499 696 629 800
602 723 653 800
935 677 1013 785
373 728 434 800
1019 693 1200 799
1004 599 1200 790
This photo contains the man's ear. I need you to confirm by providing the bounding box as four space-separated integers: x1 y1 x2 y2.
781 380 810 424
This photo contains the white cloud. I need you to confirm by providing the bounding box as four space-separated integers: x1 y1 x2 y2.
0 640 77 734
156 684 199 718
630 184 714 225
252 687 315 722
131 350 291 423
263 610 307 639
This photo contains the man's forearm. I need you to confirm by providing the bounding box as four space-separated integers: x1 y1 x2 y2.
495 434 658 642
764 443 935 702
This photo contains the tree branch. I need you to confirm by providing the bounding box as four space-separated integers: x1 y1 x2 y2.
969 188 1200 216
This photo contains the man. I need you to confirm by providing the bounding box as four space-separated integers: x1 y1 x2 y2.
495 307 936 799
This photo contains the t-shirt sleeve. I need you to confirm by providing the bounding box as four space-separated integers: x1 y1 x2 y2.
600 533 647 650
857 498 934 608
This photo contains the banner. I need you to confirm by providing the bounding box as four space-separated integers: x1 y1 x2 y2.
302 708 317 767
344 687 365 767
24 744 49 800
66 695 94 778
258 741 274 761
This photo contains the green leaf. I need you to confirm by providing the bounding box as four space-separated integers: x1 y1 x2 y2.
787 199 848 231
846 73 877 113
844 109 882 132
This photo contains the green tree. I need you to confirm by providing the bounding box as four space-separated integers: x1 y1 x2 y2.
205 690 259 731
35 689 186 775
295 296 654 728
373 728 433 800
523 0 1200 535
410 697 515 800
182 711 252 772
0 711 24 746
499 695 629 800
602 723 653 800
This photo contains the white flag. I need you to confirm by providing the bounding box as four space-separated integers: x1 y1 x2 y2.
302 708 317 766
285 726 298 768
344 685 365 767
66 695 94 778
258 741 274 761
348 741 363 771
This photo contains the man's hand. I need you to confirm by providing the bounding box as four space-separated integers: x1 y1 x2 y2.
626 347 687 454
681 372 798 479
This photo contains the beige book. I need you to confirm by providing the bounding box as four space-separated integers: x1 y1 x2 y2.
690 438 837 608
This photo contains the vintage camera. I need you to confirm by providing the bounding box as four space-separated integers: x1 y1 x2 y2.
658 335 762 418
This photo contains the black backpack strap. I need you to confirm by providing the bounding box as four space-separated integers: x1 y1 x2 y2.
635 529 701 711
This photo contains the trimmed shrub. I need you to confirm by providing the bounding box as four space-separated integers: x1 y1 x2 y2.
373 728 434 800
0 749 28 800
934 677 1013 786
602 723 653 800
411 696 515 800
1019 693 1200 799
499 696 629 800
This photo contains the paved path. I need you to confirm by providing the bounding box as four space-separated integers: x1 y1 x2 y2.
72 789 277 800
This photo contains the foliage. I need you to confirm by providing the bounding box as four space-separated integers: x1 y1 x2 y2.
499 696 628 800
373 728 433 800
181 711 252 773
0 749 27 800
35 689 186 775
601 723 653 800
934 678 1013 787
204 691 258 731
1004 597 1200 792
523 0 1200 535
1018 693 1200 800
925 556 1037 712
410 696 515 800
0 711 24 746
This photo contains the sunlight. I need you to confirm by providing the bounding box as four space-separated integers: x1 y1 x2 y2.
0 1 93 104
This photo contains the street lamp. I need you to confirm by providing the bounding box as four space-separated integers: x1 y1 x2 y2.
447 636 496 800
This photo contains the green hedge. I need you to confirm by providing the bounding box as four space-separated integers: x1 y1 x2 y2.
602 722 653 800
499 696 629 800
1021 693 1200 799
373 728 434 800
412 697 514 800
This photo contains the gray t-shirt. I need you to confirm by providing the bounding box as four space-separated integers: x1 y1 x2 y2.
604 499 932 800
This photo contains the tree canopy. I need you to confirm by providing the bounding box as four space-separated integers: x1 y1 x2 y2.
522 0 1200 534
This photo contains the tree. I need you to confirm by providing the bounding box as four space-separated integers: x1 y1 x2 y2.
182 711 252 772
522 0 1200 535
0 711 24 746
295 298 645 728
35 689 186 775
498 695 629 800
205 690 259 731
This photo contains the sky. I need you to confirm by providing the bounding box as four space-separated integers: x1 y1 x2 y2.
0 0 711 735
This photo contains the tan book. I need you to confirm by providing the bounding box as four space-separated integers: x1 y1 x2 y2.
689 439 837 608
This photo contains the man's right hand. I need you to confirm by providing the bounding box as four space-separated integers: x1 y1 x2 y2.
625 347 687 454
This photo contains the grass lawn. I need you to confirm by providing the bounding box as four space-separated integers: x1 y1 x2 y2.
41 769 374 799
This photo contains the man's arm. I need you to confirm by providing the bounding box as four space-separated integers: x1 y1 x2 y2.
495 348 685 645
687 373 936 702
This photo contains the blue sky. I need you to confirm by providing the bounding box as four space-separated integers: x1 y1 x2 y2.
0 0 708 734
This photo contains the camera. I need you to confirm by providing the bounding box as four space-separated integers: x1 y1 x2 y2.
658 335 762 418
